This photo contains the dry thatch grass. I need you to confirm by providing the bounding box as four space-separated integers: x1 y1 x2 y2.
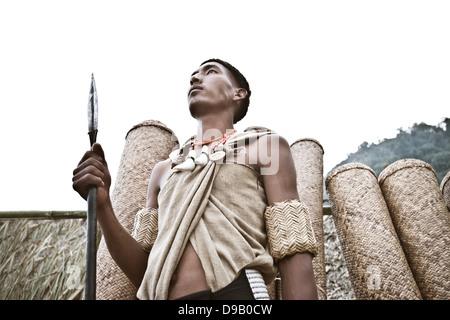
323 215 355 299
0 219 86 300
0 215 354 300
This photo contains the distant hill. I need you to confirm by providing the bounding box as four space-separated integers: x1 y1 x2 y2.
328 118 450 184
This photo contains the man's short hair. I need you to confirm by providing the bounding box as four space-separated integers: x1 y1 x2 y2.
200 58 251 124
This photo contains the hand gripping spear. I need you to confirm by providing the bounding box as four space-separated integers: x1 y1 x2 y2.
85 73 98 300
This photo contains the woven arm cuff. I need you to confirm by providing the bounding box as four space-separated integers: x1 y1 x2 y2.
131 207 158 253
264 199 318 261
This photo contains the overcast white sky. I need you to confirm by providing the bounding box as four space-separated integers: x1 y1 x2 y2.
0 0 449 211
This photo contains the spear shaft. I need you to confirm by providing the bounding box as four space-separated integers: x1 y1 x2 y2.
85 74 98 300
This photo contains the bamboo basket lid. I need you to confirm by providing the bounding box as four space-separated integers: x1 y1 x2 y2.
378 158 437 185
379 159 450 299
326 163 422 299
125 120 176 139
291 138 324 155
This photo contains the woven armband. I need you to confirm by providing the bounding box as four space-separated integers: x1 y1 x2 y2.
264 199 318 261
131 207 158 253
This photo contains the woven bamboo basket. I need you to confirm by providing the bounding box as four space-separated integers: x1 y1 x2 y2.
441 171 450 211
290 138 326 300
326 163 422 300
379 159 450 300
95 120 178 300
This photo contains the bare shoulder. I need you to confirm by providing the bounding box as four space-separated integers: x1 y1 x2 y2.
145 158 172 208
254 133 293 173
257 133 299 204
257 133 291 152
153 158 172 176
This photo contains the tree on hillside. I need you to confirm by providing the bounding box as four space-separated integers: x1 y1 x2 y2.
331 119 450 183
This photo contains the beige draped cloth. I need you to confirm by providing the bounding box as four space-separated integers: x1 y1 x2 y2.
137 130 277 300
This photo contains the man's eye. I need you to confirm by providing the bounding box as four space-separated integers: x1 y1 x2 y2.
206 69 217 75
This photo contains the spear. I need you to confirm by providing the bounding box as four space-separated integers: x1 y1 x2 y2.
85 73 98 300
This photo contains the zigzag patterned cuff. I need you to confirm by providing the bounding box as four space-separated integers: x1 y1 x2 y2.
264 199 318 261
131 207 158 253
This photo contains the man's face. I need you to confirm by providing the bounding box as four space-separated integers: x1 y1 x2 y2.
188 62 238 119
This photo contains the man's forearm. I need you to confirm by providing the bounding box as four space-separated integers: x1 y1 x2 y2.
97 199 149 288
278 253 318 300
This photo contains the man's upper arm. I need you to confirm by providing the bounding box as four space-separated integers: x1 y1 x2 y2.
259 134 299 205
260 134 319 299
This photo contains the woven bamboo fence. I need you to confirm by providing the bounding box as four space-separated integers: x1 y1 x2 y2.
96 120 178 300
379 159 450 300
325 163 422 299
290 138 326 300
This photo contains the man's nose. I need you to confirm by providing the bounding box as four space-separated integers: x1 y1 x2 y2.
190 73 202 85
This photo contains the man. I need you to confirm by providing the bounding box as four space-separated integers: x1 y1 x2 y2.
72 59 318 300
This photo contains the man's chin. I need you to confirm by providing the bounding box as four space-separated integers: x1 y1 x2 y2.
188 100 208 118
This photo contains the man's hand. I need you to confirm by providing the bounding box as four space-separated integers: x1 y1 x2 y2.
72 142 111 208
72 142 149 287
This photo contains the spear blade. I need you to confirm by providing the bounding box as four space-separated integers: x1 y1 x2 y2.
88 73 98 146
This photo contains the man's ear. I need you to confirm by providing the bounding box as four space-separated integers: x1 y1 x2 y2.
233 88 248 102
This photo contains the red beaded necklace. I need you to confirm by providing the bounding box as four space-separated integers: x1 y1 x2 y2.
191 129 236 150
